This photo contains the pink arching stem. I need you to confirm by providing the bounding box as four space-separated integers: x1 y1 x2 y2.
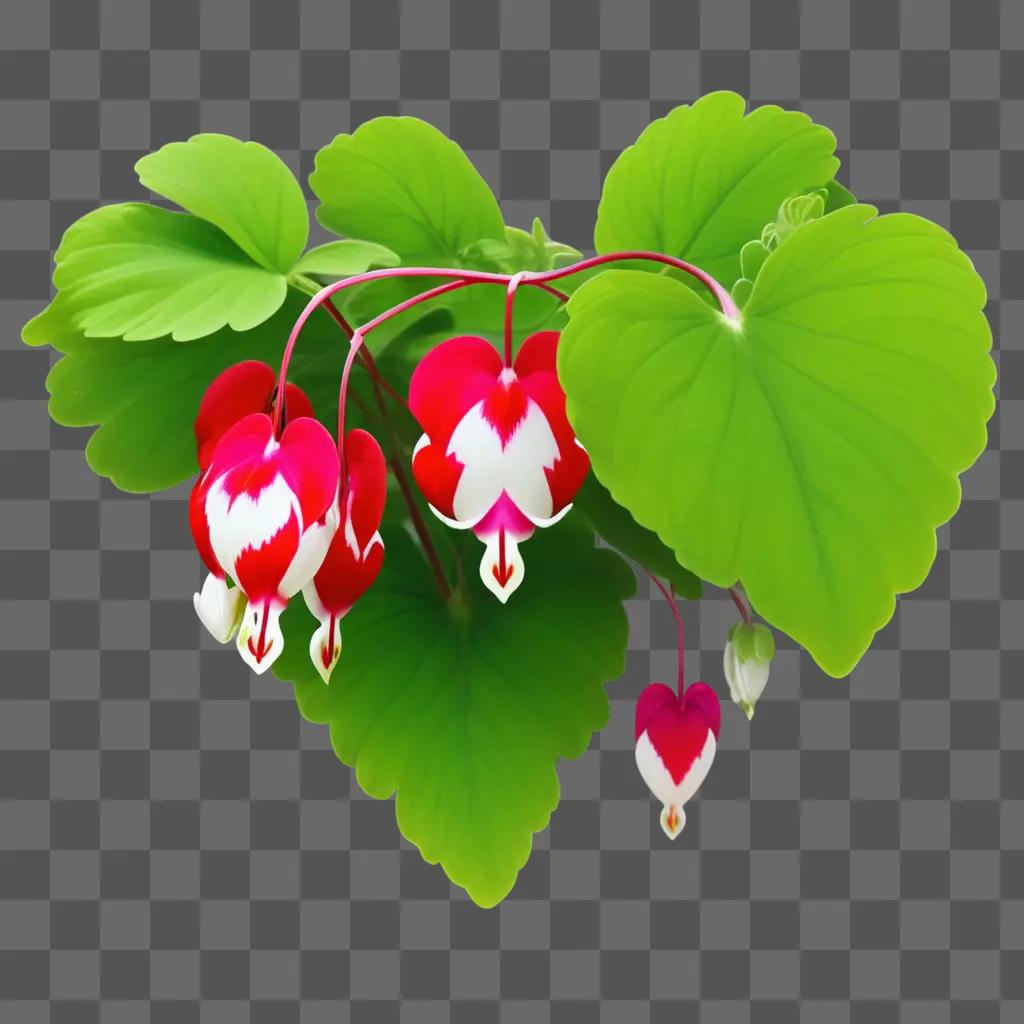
275 248 735 433
648 573 685 700
503 272 526 367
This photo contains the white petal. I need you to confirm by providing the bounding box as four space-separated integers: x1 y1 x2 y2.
448 402 506 523
278 493 340 598
193 573 245 644
206 473 301 584
723 641 770 715
308 613 343 686
635 729 717 812
479 530 525 603
236 600 285 674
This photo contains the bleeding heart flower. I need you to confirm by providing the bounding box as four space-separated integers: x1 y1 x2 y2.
408 331 589 602
191 361 316 644
195 360 314 471
635 682 721 839
191 411 340 674
303 429 387 684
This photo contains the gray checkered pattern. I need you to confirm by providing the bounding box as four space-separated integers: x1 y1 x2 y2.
0 0 1019 1019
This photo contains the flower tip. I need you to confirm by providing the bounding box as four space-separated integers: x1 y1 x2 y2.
309 616 343 685
741 700 755 721
193 573 245 645
236 601 285 675
660 804 685 840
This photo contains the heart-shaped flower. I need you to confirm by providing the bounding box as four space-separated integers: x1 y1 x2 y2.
191 361 316 644
191 411 340 673
408 331 589 602
195 360 314 471
303 429 387 684
635 681 721 839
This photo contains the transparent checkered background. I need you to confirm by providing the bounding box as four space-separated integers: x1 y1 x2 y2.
1 0 1021 1020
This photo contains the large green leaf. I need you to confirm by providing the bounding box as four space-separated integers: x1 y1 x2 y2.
594 91 840 288
24 295 352 493
575 474 702 599
273 521 634 907
37 204 289 342
310 116 505 264
559 205 995 677
136 133 309 274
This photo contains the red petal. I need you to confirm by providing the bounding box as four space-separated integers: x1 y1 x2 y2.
411 440 462 520
189 475 222 577
275 416 341 529
408 335 503 447
195 361 316 471
344 429 387 551
516 332 590 513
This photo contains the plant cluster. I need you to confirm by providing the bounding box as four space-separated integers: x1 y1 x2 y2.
24 92 995 906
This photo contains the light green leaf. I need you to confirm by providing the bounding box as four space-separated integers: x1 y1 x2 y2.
825 179 857 210
310 116 505 264
35 203 289 342
274 521 634 907
28 295 349 493
574 474 702 599
136 133 309 274
292 239 401 279
560 205 995 677
594 91 839 288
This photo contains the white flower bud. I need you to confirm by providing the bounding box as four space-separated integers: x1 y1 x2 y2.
193 573 246 645
723 622 774 719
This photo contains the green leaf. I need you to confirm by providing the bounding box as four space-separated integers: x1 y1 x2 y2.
292 239 400 279
136 133 309 274
594 91 839 288
824 179 857 211
574 474 702 599
310 117 505 264
274 521 635 907
27 295 348 493
560 205 995 677
36 203 289 342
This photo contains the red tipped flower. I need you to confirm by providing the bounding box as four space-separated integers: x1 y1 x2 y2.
303 429 387 685
191 411 340 674
191 361 319 651
635 682 721 839
408 331 589 602
195 360 314 471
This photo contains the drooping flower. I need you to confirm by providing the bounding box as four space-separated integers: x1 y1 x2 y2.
303 429 387 684
191 361 316 644
408 331 589 601
191 411 340 673
195 360 314 471
723 622 774 719
635 682 721 839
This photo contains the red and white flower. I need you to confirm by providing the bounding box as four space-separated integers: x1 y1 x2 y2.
303 429 387 684
408 331 589 602
635 682 721 839
191 410 340 674
191 361 316 645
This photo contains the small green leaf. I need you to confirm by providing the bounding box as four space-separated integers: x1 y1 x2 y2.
38 203 288 342
273 522 634 907
594 91 839 288
29 295 346 493
740 240 770 281
560 205 995 677
752 623 775 662
573 474 702 599
311 117 505 264
292 239 400 279
824 179 857 211
136 133 309 274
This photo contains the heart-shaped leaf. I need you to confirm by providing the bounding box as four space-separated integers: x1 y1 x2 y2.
311 116 505 264
594 91 840 288
559 204 995 676
136 133 309 274
272 521 634 907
